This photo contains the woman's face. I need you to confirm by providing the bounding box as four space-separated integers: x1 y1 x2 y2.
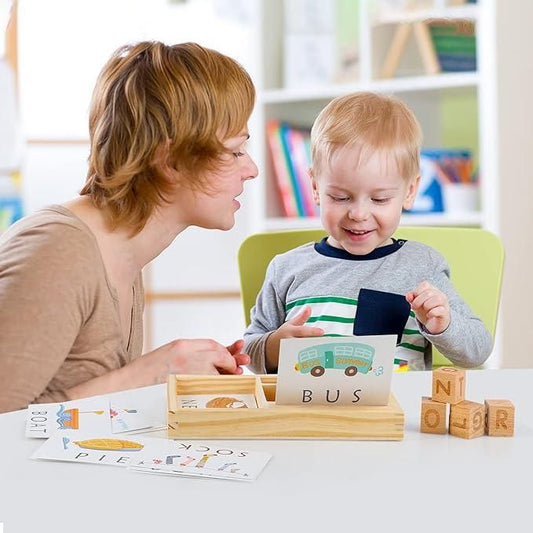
173 128 258 231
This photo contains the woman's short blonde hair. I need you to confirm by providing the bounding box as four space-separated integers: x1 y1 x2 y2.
310 91 422 180
81 41 255 234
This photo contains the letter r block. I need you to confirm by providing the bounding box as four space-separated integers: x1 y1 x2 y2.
432 367 465 404
420 396 447 434
449 400 485 439
485 399 515 437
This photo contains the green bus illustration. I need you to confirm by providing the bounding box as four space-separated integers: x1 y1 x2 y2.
294 342 375 377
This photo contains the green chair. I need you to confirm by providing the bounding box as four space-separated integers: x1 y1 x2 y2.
237 226 504 368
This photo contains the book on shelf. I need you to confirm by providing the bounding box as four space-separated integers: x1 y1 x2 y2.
428 19 476 72
407 148 477 215
266 119 318 218
278 122 306 217
266 120 299 218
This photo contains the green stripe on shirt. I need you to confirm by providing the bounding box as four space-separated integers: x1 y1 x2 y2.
399 342 425 353
286 296 358 310
307 315 354 324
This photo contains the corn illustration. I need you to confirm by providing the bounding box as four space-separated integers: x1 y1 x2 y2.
73 438 144 451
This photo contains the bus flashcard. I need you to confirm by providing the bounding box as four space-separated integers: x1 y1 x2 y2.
275 335 397 406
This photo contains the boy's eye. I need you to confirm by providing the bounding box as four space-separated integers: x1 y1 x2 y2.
329 195 350 202
372 198 390 204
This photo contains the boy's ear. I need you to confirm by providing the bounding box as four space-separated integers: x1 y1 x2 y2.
402 175 421 210
309 168 320 205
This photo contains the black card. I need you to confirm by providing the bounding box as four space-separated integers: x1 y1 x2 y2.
353 288 411 344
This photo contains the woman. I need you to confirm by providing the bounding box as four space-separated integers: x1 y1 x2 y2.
0 41 258 412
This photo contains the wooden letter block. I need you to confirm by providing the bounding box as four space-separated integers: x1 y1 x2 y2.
449 400 485 439
420 396 447 434
485 399 515 437
432 367 465 404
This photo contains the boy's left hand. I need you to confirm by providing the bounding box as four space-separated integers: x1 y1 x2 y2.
406 281 450 335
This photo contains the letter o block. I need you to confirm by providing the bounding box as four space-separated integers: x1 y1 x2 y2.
485 399 515 437
432 367 466 404
449 400 485 439
420 396 447 434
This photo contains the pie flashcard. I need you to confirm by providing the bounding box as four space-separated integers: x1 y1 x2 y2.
31 430 148 467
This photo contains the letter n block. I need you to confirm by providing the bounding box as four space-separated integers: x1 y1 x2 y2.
420 396 447 434
485 399 515 437
432 367 465 404
449 400 485 439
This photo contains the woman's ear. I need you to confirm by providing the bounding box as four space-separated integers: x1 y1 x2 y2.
402 175 420 210
153 140 177 181
309 168 320 205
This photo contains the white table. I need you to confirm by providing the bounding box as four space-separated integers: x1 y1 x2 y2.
0 369 531 533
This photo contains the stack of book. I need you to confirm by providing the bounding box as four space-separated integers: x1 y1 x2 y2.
407 149 476 214
266 119 319 218
428 19 476 72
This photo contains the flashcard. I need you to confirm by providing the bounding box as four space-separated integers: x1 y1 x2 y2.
26 385 167 438
32 432 272 480
276 335 397 406
128 440 271 481
110 385 167 434
177 394 257 409
31 430 150 467
25 397 111 438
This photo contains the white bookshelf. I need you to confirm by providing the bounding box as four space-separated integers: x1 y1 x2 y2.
247 0 498 235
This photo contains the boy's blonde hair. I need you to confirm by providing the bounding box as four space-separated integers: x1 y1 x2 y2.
310 92 422 180
81 41 255 234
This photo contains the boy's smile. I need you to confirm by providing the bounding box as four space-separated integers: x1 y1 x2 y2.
311 145 419 256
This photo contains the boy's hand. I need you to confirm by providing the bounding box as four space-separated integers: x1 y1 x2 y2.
265 306 324 372
406 281 450 335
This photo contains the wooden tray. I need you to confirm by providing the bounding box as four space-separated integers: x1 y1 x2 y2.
167 374 404 440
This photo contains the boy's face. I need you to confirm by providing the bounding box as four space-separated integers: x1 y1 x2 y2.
311 146 419 255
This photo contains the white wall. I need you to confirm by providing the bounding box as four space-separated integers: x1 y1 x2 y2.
496 0 533 368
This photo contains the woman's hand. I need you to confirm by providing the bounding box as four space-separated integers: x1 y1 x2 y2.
145 338 250 382
66 338 250 401
224 339 250 374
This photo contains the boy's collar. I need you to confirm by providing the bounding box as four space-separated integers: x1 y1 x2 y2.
314 237 406 261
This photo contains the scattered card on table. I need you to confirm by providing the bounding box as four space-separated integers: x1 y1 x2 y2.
31 430 150 467
110 385 167 434
31 432 272 481
129 439 271 481
25 398 111 438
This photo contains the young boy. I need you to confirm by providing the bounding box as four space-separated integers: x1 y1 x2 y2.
243 92 492 373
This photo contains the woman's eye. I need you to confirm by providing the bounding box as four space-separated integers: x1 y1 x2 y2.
233 151 245 158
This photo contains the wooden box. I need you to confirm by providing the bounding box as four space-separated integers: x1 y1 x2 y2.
167 375 404 440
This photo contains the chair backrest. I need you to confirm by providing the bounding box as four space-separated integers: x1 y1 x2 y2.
238 227 504 368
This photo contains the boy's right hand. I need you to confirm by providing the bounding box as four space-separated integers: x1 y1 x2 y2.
265 306 324 372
